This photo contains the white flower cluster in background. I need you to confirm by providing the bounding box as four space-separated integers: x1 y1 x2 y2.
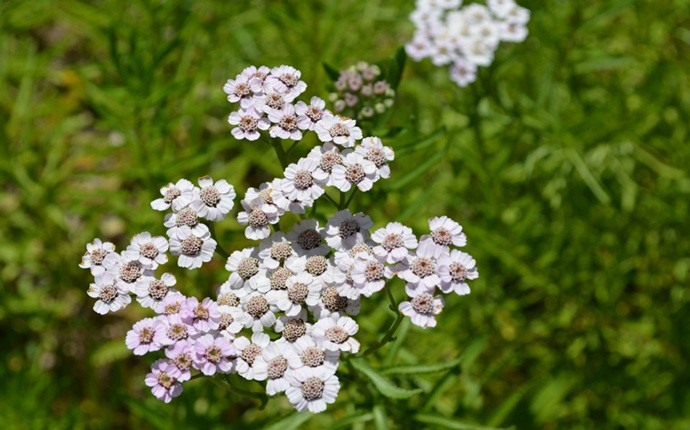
406 0 530 87
328 62 396 119
80 64 478 413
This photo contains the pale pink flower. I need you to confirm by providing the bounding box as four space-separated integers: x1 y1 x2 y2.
145 359 183 403
165 339 195 381
180 297 221 333
295 96 332 130
193 334 237 376
265 65 307 99
126 317 165 355
87 271 131 315
228 108 270 141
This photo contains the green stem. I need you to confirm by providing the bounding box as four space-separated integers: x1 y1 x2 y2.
189 373 203 381
338 191 346 210
211 224 230 259
285 140 300 155
361 285 405 357
308 200 318 218
344 188 358 209
323 192 340 209
213 375 269 410
270 138 289 169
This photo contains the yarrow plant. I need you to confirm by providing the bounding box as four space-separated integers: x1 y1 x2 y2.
406 0 530 87
328 61 396 120
81 64 478 413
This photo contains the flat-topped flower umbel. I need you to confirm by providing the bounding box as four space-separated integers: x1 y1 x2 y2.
80 64 478 414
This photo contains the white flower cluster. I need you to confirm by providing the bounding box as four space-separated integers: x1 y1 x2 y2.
80 65 478 413
328 62 395 119
225 65 396 241
224 65 329 141
406 0 530 87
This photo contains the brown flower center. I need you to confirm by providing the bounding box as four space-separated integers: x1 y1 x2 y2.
180 236 202 256
301 377 325 401
297 229 322 251
200 186 221 207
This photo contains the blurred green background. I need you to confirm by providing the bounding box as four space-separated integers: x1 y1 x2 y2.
2 0 690 428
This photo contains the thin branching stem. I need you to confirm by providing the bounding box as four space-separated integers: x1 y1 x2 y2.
360 285 405 357
270 138 290 169
323 192 340 209
285 140 300 155
344 188 358 208
213 374 269 410
211 224 230 259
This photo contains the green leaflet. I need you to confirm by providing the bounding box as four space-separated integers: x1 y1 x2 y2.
381 357 462 376
373 404 389 430
386 46 407 90
414 414 514 430
332 412 375 429
322 62 341 81
350 358 423 399
263 411 313 430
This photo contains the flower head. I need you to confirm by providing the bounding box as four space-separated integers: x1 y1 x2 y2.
133 273 178 311
372 222 418 264
314 116 362 148
286 367 340 413
151 179 195 212
325 210 373 251
228 108 270 141
126 317 165 355
79 238 116 275
438 249 478 295
87 272 131 315
169 225 216 269
193 334 237 376
145 359 183 403
123 232 169 269
296 96 332 130
399 289 445 329
191 177 235 222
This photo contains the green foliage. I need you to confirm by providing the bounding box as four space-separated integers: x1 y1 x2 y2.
350 358 424 399
1 0 690 429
